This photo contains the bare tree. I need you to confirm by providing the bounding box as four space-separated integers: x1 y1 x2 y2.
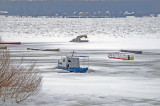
0 49 43 103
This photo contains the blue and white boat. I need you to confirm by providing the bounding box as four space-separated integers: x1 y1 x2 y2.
58 51 89 73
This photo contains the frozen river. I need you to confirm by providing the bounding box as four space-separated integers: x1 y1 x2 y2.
3 41 159 106
1 16 160 106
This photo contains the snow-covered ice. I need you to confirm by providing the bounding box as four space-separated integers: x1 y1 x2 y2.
0 16 160 106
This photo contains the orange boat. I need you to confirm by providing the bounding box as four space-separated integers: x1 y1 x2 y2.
108 53 134 60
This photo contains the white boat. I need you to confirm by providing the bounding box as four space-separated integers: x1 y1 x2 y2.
58 51 89 72
70 35 89 42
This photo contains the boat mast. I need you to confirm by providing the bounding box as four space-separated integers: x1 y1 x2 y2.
71 51 76 57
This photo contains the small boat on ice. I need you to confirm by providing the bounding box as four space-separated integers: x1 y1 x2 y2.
108 53 134 60
70 35 89 42
0 42 21 45
0 46 7 49
42 49 60 51
120 50 142 54
57 51 89 72
27 48 60 51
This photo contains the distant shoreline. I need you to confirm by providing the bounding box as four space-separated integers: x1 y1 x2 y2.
0 1 160 17
0 15 159 18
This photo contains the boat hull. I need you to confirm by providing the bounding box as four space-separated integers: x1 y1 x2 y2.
27 48 60 51
70 38 88 42
108 56 134 60
0 42 21 45
70 40 89 42
58 66 88 73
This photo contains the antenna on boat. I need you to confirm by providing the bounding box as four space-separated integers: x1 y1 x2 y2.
71 50 76 56
61 51 62 59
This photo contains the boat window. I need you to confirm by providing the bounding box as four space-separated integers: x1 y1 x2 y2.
63 59 65 62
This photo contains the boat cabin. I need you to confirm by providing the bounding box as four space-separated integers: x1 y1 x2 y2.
58 56 80 69
70 35 89 42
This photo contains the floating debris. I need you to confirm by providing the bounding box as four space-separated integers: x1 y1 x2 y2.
121 50 142 54
27 48 60 51
0 46 7 49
